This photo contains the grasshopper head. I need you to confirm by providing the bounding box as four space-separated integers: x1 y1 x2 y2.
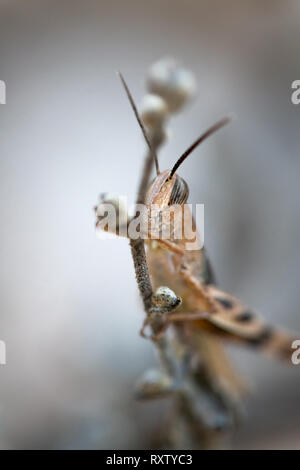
145 170 189 209
145 170 189 241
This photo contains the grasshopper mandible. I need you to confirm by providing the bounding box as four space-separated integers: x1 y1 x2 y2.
96 74 297 366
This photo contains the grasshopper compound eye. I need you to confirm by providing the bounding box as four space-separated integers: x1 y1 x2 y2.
168 176 189 206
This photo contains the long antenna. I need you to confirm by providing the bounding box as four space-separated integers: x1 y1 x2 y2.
118 72 160 175
169 116 232 178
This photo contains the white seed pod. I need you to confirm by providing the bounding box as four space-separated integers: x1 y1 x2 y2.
140 94 168 128
135 368 174 399
147 57 197 113
152 286 182 310
146 125 170 148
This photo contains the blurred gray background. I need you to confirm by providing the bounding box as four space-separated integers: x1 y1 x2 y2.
0 0 300 449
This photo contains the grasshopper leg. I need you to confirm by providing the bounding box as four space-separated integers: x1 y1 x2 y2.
156 239 185 256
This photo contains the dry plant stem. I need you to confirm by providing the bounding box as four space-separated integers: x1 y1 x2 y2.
136 131 165 204
129 239 152 311
130 148 155 312
129 141 180 380
136 149 156 205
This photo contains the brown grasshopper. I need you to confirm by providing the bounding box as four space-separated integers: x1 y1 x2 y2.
96 75 298 372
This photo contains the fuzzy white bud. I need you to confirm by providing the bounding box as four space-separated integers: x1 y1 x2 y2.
146 125 170 148
147 57 196 113
140 94 168 128
135 368 174 399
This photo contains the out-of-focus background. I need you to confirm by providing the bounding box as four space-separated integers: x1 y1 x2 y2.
0 0 300 449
